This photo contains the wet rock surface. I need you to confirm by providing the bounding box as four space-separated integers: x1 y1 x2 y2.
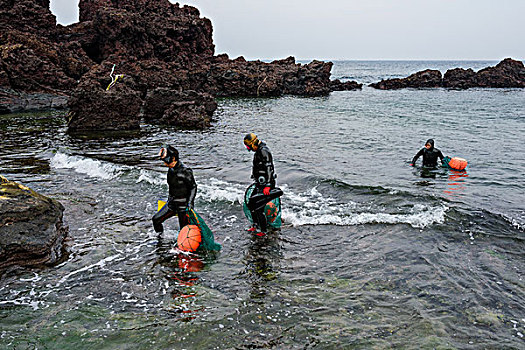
0 176 68 269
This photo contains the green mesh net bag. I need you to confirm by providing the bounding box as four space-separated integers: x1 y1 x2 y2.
441 156 452 168
186 208 221 251
242 184 282 229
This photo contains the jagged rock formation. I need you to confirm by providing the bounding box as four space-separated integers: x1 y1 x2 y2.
0 0 92 93
0 175 68 269
371 58 525 90
1 0 351 130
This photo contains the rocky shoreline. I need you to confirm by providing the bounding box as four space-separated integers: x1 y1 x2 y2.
2 1 523 131
0 176 68 270
0 0 361 132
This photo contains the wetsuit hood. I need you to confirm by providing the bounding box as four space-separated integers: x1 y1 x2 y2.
426 139 435 150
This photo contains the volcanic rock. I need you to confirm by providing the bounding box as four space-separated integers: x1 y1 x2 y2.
474 58 525 88
370 69 442 90
143 88 216 129
0 175 68 269
0 0 347 130
0 0 92 93
76 0 214 64
204 56 333 97
372 58 525 90
443 68 477 89
330 79 363 91
67 65 142 132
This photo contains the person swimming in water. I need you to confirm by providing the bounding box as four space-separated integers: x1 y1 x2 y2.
411 139 444 167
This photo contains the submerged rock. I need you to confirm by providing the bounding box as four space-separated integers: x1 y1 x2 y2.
0 175 68 269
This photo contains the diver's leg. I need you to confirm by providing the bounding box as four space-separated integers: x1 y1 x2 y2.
249 187 269 232
253 207 268 233
176 206 190 229
152 204 176 233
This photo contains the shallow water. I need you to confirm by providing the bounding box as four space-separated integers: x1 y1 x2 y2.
1 61 524 349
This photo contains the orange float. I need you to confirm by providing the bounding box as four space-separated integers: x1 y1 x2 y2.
448 157 468 170
177 225 202 252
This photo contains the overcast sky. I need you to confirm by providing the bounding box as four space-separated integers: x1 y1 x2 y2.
50 0 525 61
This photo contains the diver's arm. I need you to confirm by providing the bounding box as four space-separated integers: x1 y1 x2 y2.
184 168 197 208
260 148 274 187
437 150 444 161
411 149 424 165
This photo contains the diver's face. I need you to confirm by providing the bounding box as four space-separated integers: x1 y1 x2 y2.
165 159 177 168
425 143 432 149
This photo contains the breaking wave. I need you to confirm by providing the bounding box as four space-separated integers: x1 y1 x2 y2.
50 152 124 180
49 152 448 229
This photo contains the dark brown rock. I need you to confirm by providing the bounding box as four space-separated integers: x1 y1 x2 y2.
143 88 216 129
475 58 525 88
370 69 442 90
0 0 57 38
372 58 525 90
0 0 339 128
67 67 142 132
330 79 363 91
205 56 333 97
443 68 477 89
77 0 214 64
0 175 68 269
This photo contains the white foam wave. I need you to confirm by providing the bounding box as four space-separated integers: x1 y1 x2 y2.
277 185 447 228
136 169 166 187
50 152 122 180
198 178 245 204
282 204 448 228
195 179 446 228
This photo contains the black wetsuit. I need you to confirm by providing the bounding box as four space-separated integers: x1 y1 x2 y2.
152 161 197 233
249 141 276 232
412 139 444 167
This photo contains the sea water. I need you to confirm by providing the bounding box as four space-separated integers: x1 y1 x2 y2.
0 61 524 348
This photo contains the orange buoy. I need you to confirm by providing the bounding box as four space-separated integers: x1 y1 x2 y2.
177 225 202 252
448 157 468 170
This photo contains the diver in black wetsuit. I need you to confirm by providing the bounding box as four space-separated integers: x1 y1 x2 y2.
244 133 277 234
411 139 444 167
152 145 197 233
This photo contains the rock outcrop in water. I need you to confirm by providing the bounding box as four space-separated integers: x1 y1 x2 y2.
0 0 351 130
0 175 68 269
370 69 442 90
329 79 363 91
371 58 525 90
